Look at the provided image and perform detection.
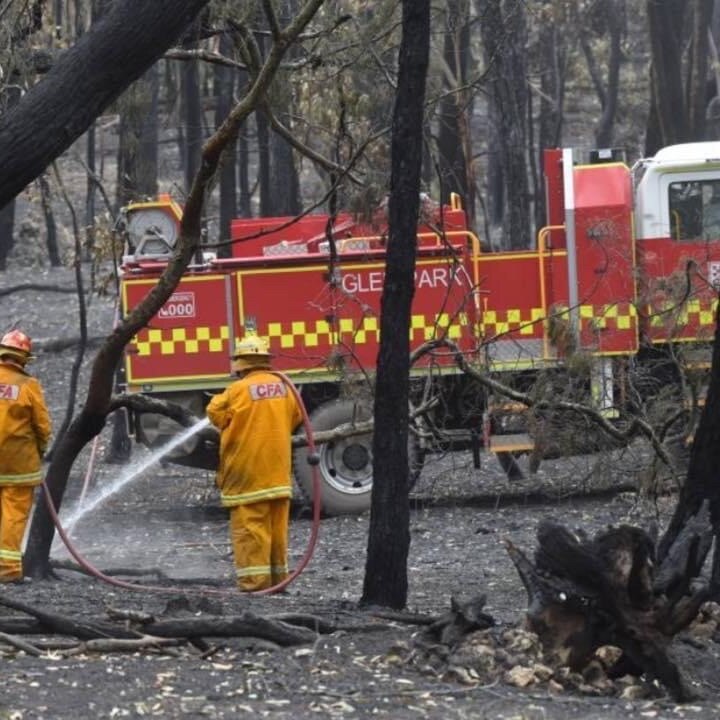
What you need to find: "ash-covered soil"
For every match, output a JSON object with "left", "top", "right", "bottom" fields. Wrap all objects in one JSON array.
[{"left": 2, "top": 264, "right": 720, "bottom": 719}]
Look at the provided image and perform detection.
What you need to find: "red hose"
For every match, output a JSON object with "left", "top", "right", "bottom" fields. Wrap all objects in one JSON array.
[{"left": 40, "top": 372, "right": 321, "bottom": 597}]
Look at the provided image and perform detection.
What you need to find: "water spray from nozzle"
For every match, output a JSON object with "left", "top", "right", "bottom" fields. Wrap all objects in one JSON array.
[{"left": 61, "top": 416, "right": 211, "bottom": 534}]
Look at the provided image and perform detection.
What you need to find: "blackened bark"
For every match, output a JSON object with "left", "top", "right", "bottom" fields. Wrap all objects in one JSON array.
[
  {"left": 238, "top": 124, "right": 252, "bottom": 218},
  {"left": 257, "top": 110, "right": 272, "bottom": 216},
  {"left": 535, "top": 0, "right": 565, "bottom": 232},
  {"left": 658, "top": 293, "right": 720, "bottom": 562},
  {"left": 269, "top": 129, "right": 300, "bottom": 216},
  {"left": 182, "top": 55, "right": 202, "bottom": 193},
  {"left": 268, "top": 0, "right": 301, "bottom": 217},
  {"left": 361, "top": 0, "right": 430, "bottom": 610},
  {"left": 39, "top": 174, "right": 61, "bottom": 267},
  {"left": 507, "top": 522, "right": 697, "bottom": 701},
  {"left": 0, "top": 87, "right": 22, "bottom": 268},
  {"left": 436, "top": 0, "right": 470, "bottom": 209},
  {"left": 687, "top": 0, "right": 714, "bottom": 140},
  {"left": 215, "top": 32, "right": 236, "bottom": 258},
  {"left": 116, "top": 65, "right": 160, "bottom": 207},
  {"left": 589, "top": 0, "right": 624, "bottom": 147},
  {"left": 0, "top": 0, "right": 210, "bottom": 209},
  {"left": 478, "top": 0, "right": 531, "bottom": 249},
  {"left": 645, "top": 0, "right": 688, "bottom": 150},
  {"left": 0, "top": 201, "right": 16, "bottom": 271}
]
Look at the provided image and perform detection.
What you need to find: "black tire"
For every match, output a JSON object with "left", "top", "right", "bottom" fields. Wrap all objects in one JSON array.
[{"left": 294, "top": 399, "right": 425, "bottom": 516}]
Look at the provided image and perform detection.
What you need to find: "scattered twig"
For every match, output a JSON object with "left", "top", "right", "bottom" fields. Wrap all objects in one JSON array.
[
  {"left": 0, "top": 631, "right": 43, "bottom": 656},
  {"left": 105, "top": 607, "right": 155, "bottom": 624},
  {"left": 0, "top": 283, "right": 78, "bottom": 296},
  {"left": 369, "top": 610, "right": 437, "bottom": 626},
  {"left": 62, "top": 635, "right": 186, "bottom": 656}
]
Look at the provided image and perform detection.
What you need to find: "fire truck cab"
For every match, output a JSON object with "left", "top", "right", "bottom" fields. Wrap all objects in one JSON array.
[{"left": 116, "top": 142, "right": 720, "bottom": 514}]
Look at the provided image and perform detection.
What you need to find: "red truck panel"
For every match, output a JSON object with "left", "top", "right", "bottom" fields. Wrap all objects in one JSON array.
[
  {"left": 572, "top": 164, "right": 638, "bottom": 354},
  {"left": 235, "top": 249, "right": 479, "bottom": 378},
  {"left": 475, "top": 249, "right": 569, "bottom": 368},
  {"left": 123, "top": 275, "right": 234, "bottom": 389},
  {"left": 637, "top": 238, "right": 720, "bottom": 343}
]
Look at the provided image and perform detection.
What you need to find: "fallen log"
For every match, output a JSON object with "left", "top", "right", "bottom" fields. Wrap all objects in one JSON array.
[
  {"left": 0, "top": 594, "right": 318, "bottom": 649},
  {"left": 0, "top": 618, "right": 44, "bottom": 634},
  {"left": 141, "top": 613, "right": 317, "bottom": 646},
  {"left": 0, "top": 594, "right": 138, "bottom": 640}
]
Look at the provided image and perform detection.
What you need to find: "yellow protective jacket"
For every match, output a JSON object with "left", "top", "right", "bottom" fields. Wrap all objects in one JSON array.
[
  {"left": 0, "top": 362, "right": 52, "bottom": 486},
  {"left": 207, "top": 370, "right": 302, "bottom": 507}
]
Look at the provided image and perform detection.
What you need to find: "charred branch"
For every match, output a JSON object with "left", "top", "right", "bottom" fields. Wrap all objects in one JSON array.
[
  {"left": 0, "top": 594, "right": 137, "bottom": 640},
  {"left": 420, "top": 595, "right": 495, "bottom": 647},
  {"left": 136, "top": 614, "right": 318, "bottom": 645}
]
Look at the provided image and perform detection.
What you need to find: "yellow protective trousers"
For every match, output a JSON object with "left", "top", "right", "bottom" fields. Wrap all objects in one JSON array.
[
  {"left": 229, "top": 498, "right": 290, "bottom": 591},
  {"left": 0, "top": 485, "right": 34, "bottom": 581}
]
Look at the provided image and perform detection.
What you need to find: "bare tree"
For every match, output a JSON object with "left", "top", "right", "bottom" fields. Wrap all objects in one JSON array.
[
  {"left": 116, "top": 66, "right": 160, "bottom": 207},
  {"left": 645, "top": 0, "right": 714, "bottom": 153},
  {"left": 579, "top": 0, "right": 625, "bottom": 147},
  {"left": 181, "top": 25, "right": 203, "bottom": 194},
  {"left": 477, "top": 0, "right": 531, "bottom": 249},
  {"left": 361, "top": 0, "right": 431, "bottom": 610},
  {"left": 435, "top": 0, "right": 472, "bottom": 214},
  {"left": 214, "top": 31, "right": 237, "bottom": 256},
  {"left": 533, "top": 0, "right": 567, "bottom": 232}
]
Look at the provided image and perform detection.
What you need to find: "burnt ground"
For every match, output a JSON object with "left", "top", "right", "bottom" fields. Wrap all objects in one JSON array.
[{"left": 3, "top": 265, "right": 720, "bottom": 719}]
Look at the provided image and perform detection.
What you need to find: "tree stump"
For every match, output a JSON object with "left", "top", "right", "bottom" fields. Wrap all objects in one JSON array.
[{"left": 506, "top": 517, "right": 714, "bottom": 701}]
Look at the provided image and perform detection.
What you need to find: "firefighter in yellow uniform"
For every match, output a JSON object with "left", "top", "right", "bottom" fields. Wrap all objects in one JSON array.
[
  {"left": 0, "top": 330, "right": 51, "bottom": 582},
  {"left": 207, "top": 332, "right": 302, "bottom": 591}
]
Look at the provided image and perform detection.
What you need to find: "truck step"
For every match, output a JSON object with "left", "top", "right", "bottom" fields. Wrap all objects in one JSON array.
[{"left": 488, "top": 433, "right": 535, "bottom": 453}]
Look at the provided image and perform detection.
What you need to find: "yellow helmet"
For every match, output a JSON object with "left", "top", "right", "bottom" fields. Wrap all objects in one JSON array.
[{"left": 231, "top": 332, "right": 272, "bottom": 373}]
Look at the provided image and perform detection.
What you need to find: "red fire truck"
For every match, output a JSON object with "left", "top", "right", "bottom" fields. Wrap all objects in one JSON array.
[{"left": 117, "top": 142, "right": 720, "bottom": 513}]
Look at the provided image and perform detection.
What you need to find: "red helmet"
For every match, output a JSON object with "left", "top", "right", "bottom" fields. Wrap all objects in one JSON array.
[{"left": 0, "top": 330, "right": 33, "bottom": 364}]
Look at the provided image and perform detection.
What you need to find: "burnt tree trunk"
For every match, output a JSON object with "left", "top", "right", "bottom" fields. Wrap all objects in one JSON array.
[
  {"left": 215, "top": 31, "right": 236, "bottom": 258},
  {"left": 0, "top": 86, "right": 22, "bottom": 268},
  {"left": 659, "top": 292, "right": 720, "bottom": 563},
  {"left": 116, "top": 65, "right": 159, "bottom": 207},
  {"left": 478, "top": 0, "right": 531, "bottom": 249},
  {"left": 645, "top": 0, "right": 688, "bottom": 152},
  {"left": 535, "top": 0, "right": 566, "bottom": 233},
  {"left": 0, "top": 201, "right": 16, "bottom": 271},
  {"left": 436, "top": 0, "right": 470, "bottom": 209},
  {"left": 508, "top": 294, "right": 720, "bottom": 701},
  {"left": 181, "top": 52, "right": 202, "bottom": 194},
  {"left": 39, "top": 173, "right": 61, "bottom": 267},
  {"left": 256, "top": 109, "right": 271, "bottom": 216},
  {"left": 0, "top": 0, "right": 211, "bottom": 209},
  {"left": 361, "top": 0, "right": 430, "bottom": 610}
]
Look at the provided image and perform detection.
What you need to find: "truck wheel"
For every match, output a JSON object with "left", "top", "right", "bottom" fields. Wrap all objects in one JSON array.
[{"left": 294, "top": 399, "right": 425, "bottom": 516}]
